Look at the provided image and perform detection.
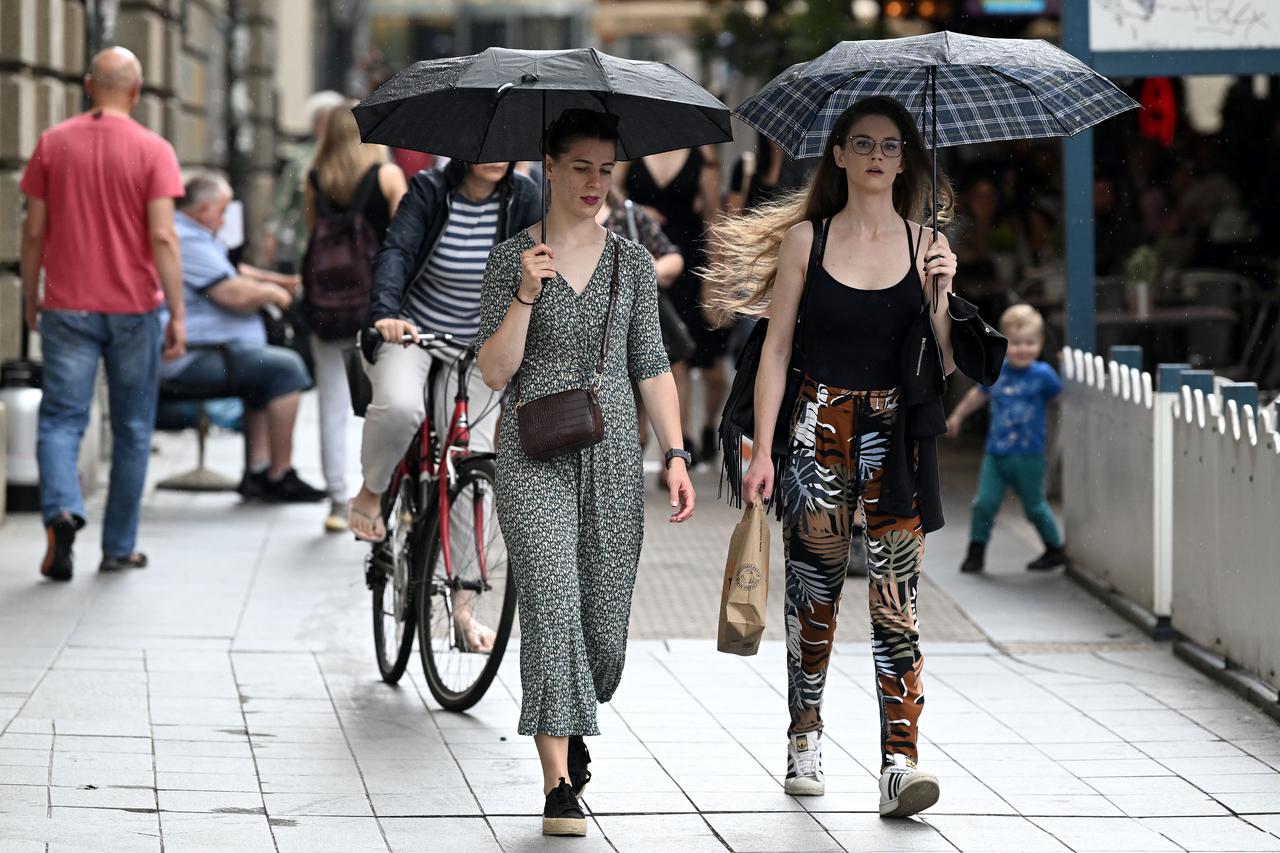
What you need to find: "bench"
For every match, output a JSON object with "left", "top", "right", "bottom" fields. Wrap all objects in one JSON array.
[{"left": 155, "top": 345, "right": 245, "bottom": 492}]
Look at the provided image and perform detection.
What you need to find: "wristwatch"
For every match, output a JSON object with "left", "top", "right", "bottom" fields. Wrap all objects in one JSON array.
[{"left": 664, "top": 448, "right": 693, "bottom": 469}]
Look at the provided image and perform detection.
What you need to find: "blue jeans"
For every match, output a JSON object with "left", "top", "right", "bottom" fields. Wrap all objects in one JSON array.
[
  {"left": 162, "top": 341, "right": 310, "bottom": 411},
  {"left": 38, "top": 309, "right": 162, "bottom": 558}
]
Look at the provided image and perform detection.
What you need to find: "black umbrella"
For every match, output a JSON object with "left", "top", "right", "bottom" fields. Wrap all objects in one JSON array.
[{"left": 353, "top": 47, "right": 732, "bottom": 163}]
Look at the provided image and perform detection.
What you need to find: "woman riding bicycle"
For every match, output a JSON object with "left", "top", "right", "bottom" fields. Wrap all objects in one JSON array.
[
  {"left": 347, "top": 159, "right": 540, "bottom": 566},
  {"left": 476, "top": 110, "right": 695, "bottom": 838}
]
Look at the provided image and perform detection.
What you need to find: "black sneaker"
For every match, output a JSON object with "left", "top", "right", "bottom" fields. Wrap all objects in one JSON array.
[
  {"left": 237, "top": 469, "right": 271, "bottom": 502},
  {"left": 1027, "top": 546, "right": 1068, "bottom": 571},
  {"left": 683, "top": 434, "right": 701, "bottom": 468},
  {"left": 40, "top": 514, "right": 78, "bottom": 581},
  {"left": 568, "top": 735, "right": 592, "bottom": 797},
  {"left": 100, "top": 552, "right": 148, "bottom": 572},
  {"left": 960, "top": 541, "right": 986, "bottom": 573},
  {"left": 701, "top": 425, "right": 718, "bottom": 462},
  {"left": 542, "top": 777, "right": 587, "bottom": 837},
  {"left": 846, "top": 525, "right": 867, "bottom": 577},
  {"left": 264, "top": 469, "right": 327, "bottom": 503}
]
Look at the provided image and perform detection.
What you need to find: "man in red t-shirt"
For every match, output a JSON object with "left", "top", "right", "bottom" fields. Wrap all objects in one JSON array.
[{"left": 20, "top": 46, "right": 186, "bottom": 582}]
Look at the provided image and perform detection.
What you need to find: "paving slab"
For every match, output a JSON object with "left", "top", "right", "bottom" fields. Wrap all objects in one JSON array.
[{"left": 0, "top": 397, "right": 1278, "bottom": 851}]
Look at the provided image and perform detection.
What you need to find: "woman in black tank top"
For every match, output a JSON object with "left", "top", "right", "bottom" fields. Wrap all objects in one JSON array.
[{"left": 704, "top": 97, "right": 958, "bottom": 818}]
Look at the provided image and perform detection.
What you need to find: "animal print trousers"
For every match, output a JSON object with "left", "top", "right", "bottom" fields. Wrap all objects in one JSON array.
[{"left": 782, "top": 378, "right": 926, "bottom": 770}]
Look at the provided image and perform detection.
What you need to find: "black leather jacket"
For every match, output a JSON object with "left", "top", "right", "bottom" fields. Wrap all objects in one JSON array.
[
  {"left": 880, "top": 295, "right": 950, "bottom": 533},
  {"left": 365, "top": 161, "right": 541, "bottom": 344}
]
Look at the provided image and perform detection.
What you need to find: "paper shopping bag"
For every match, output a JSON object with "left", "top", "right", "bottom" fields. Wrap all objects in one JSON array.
[{"left": 717, "top": 499, "right": 769, "bottom": 656}]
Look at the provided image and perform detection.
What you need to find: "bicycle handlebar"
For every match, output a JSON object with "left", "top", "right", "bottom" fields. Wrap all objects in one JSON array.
[{"left": 367, "top": 328, "right": 473, "bottom": 352}]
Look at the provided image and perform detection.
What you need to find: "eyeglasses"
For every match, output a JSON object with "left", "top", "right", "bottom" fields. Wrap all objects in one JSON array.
[{"left": 846, "top": 135, "right": 904, "bottom": 158}]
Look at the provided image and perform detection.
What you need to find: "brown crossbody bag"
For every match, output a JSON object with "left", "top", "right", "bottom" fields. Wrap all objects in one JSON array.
[{"left": 515, "top": 237, "right": 620, "bottom": 460}]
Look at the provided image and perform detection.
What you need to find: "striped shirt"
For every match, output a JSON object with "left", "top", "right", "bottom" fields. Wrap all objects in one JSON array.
[{"left": 402, "top": 193, "right": 500, "bottom": 341}]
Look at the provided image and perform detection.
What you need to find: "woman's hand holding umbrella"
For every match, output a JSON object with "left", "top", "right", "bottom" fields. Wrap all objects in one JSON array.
[
  {"left": 922, "top": 231, "right": 958, "bottom": 301},
  {"left": 518, "top": 244, "right": 556, "bottom": 304}
]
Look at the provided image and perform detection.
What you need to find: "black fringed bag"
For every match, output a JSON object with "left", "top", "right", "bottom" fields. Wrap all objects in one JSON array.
[{"left": 718, "top": 218, "right": 826, "bottom": 514}]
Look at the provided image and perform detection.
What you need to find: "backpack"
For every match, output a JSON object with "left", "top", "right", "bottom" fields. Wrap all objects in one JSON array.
[{"left": 302, "top": 167, "right": 380, "bottom": 340}]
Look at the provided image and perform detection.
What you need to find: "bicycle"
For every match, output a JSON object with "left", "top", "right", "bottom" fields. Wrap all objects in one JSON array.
[{"left": 362, "top": 331, "right": 516, "bottom": 711}]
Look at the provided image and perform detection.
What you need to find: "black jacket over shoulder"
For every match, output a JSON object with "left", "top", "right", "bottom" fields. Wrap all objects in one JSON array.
[
  {"left": 366, "top": 161, "right": 541, "bottom": 335},
  {"left": 884, "top": 296, "right": 949, "bottom": 534}
]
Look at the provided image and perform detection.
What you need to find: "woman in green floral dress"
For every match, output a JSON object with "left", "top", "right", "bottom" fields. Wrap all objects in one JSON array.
[{"left": 476, "top": 110, "right": 696, "bottom": 837}]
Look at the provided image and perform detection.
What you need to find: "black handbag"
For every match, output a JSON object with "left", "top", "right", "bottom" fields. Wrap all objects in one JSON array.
[
  {"left": 657, "top": 290, "right": 696, "bottom": 364},
  {"left": 947, "top": 292, "right": 1008, "bottom": 386},
  {"left": 718, "top": 218, "right": 825, "bottom": 507},
  {"left": 344, "top": 343, "right": 373, "bottom": 417}
]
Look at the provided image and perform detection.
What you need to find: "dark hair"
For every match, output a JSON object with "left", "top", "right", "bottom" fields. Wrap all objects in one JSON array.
[
  {"left": 544, "top": 110, "right": 620, "bottom": 159},
  {"left": 803, "top": 95, "right": 952, "bottom": 226}
]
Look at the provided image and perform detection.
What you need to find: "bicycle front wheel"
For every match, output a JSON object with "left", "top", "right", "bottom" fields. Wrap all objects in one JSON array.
[
  {"left": 417, "top": 458, "right": 516, "bottom": 711},
  {"left": 371, "top": 476, "right": 418, "bottom": 684}
]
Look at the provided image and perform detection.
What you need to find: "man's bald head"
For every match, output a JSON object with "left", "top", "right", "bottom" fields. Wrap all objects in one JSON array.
[{"left": 85, "top": 47, "right": 143, "bottom": 108}]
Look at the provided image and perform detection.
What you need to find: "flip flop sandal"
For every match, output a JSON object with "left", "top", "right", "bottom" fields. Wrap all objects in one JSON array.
[{"left": 347, "top": 501, "right": 387, "bottom": 543}]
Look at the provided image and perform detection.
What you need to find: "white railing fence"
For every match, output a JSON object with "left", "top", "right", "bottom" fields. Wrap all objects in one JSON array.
[{"left": 1062, "top": 346, "right": 1280, "bottom": 689}]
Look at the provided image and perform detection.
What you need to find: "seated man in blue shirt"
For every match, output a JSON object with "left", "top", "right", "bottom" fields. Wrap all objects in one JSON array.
[{"left": 160, "top": 173, "right": 325, "bottom": 503}]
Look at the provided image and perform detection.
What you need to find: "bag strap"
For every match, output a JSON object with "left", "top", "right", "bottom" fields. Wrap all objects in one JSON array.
[
  {"left": 593, "top": 234, "right": 621, "bottom": 387},
  {"left": 793, "top": 218, "right": 827, "bottom": 350},
  {"left": 348, "top": 165, "right": 382, "bottom": 220}
]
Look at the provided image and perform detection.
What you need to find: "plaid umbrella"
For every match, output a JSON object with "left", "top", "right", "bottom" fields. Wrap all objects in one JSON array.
[{"left": 735, "top": 31, "right": 1139, "bottom": 239}]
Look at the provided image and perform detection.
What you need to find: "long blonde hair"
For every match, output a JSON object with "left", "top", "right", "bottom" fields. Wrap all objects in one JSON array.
[
  {"left": 312, "top": 101, "right": 386, "bottom": 206},
  {"left": 703, "top": 96, "right": 954, "bottom": 323}
]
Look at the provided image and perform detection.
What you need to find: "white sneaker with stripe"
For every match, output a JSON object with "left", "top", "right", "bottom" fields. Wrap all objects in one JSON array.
[
  {"left": 783, "top": 732, "right": 825, "bottom": 796},
  {"left": 878, "top": 754, "right": 940, "bottom": 817}
]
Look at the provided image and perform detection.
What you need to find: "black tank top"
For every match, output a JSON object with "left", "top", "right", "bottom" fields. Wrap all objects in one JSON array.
[{"left": 802, "top": 217, "right": 923, "bottom": 391}]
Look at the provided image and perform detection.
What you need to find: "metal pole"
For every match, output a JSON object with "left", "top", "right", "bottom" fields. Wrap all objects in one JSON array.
[
  {"left": 930, "top": 66, "right": 939, "bottom": 310},
  {"left": 541, "top": 89, "right": 547, "bottom": 246},
  {"left": 1061, "top": 2, "right": 1097, "bottom": 352}
]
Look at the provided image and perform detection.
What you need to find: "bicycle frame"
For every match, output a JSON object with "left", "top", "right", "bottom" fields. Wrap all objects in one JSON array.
[{"left": 382, "top": 334, "right": 494, "bottom": 593}]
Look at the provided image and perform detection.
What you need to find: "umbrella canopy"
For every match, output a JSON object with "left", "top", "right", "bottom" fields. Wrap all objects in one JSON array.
[
  {"left": 353, "top": 47, "right": 733, "bottom": 162},
  {"left": 736, "top": 31, "right": 1138, "bottom": 160}
]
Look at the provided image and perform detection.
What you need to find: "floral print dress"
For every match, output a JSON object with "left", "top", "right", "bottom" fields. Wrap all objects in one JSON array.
[{"left": 476, "top": 229, "right": 670, "bottom": 737}]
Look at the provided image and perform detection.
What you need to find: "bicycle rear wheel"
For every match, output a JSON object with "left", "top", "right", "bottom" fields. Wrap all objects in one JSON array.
[
  {"left": 370, "top": 475, "right": 419, "bottom": 684},
  {"left": 417, "top": 458, "right": 516, "bottom": 711}
]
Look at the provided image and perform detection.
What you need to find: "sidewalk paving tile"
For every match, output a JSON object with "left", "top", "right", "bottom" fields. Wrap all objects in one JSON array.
[
  {"left": 815, "top": 813, "right": 959, "bottom": 850},
  {"left": 1029, "top": 817, "right": 1182, "bottom": 852},
  {"left": 703, "top": 811, "right": 843, "bottom": 852},
  {"left": 594, "top": 813, "right": 726, "bottom": 853},
  {"left": 926, "top": 815, "right": 1072, "bottom": 851},
  {"left": 380, "top": 816, "right": 502, "bottom": 853},
  {"left": 271, "top": 815, "right": 388, "bottom": 853},
  {"left": 1141, "top": 816, "right": 1280, "bottom": 851},
  {"left": 3, "top": 407, "right": 1280, "bottom": 851}
]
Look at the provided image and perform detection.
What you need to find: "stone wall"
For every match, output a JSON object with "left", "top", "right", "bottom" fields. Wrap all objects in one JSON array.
[
  {"left": 0, "top": 0, "right": 281, "bottom": 516},
  {"left": 0, "top": 0, "right": 281, "bottom": 364}
]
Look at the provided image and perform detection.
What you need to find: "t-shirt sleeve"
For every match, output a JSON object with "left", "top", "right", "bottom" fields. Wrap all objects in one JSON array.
[
  {"left": 476, "top": 241, "right": 520, "bottom": 350},
  {"left": 147, "top": 140, "right": 185, "bottom": 200},
  {"left": 1039, "top": 361, "right": 1063, "bottom": 399},
  {"left": 19, "top": 135, "right": 47, "bottom": 198},
  {"left": 181, "top": 235, "right": 238, "bottom": 293}
]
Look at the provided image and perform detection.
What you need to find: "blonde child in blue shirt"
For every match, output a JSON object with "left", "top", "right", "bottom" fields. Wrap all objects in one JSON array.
[{"left": 946, "top": 304, "right": 1065, "bottom": 573}]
